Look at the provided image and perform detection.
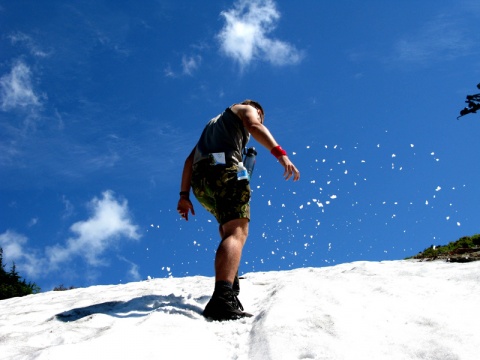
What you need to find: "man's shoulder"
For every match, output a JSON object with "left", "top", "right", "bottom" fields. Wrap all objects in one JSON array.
[{"left": 225, "top": 105, "right": 243, "bottom": 122}]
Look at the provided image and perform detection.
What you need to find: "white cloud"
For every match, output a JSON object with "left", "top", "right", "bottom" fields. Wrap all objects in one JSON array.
[
  {"left": 217, "top": 0, "right": 303, "bottom": 68},
  {"left": 392, "top": 14, "right": 474, "bottom": 64},
  {"left": 0, "top": 60, "right": 42, "bottom": 111},
  {"left": 28, "top": 218, "right": 39, "bottom": 227},
  {"left": 182, "top": 55, "right": 202, "bottom": 75},
  {"left": 118, "top": 256, "right": 142, "bottom": 281},
  {"left": 61, "top": 195, "right": 75, "bottom": 219},
  {"left": 8, "top": 32, "right": 50, "bottom": 58},
  {"left": 0, "top": 230, "right": 44, "bottom": 278},
  {"left": 47, "top": 190, "right": 141, "bottom": 267}
]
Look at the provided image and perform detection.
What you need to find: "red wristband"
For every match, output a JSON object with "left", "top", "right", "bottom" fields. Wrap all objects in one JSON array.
[{"left": 271, "top": 145, "right": 287, "bottom": 158}]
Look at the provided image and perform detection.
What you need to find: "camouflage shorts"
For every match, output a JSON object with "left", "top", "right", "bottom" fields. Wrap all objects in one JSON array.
[{"left": 191, "top": 160, "right": 251, "bottom": 225}]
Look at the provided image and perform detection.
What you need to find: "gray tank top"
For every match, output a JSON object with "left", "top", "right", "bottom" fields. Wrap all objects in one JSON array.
[{"left": 193, "top": 107, "right": 249, "bottom": 166}]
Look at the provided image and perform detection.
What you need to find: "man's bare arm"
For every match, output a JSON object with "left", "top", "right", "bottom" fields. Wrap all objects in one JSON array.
[
  {"left": 177, "top": 147, "right": 196, "bottom": 220},
  {"left": 231, "top": 104, "right": 300, "bottom": 181}
]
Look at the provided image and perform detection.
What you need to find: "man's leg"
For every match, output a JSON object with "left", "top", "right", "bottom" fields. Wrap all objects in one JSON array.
[
  {"left": 218, "top": 223, "right": 241, "bottom": 295},
  {"left": 202, "top": 218, "right": 250, "bottom": 320},
  {"left": 215, "top": 218, "right": 249, "bottom": 284}
]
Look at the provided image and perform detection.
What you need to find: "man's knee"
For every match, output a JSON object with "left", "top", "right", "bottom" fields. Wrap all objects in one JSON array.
[{"left": 221, "top": 218, "right": 249, "bottom": 242}]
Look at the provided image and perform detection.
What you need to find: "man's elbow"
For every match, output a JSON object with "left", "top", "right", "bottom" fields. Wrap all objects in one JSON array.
[{"left": 246, "top": 123, "right": 263, "bottom": 135}]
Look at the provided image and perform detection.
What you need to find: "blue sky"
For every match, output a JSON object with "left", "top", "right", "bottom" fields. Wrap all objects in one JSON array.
[{"left": 1, "top": 0, "right": 479, "bottom": 291}]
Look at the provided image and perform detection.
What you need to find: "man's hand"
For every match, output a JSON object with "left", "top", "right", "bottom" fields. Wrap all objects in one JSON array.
[
  {"left": 177, "top": 197, "right": 195, "bottom": 221},
  {"left": 278, "top": 155, "right": 300, "bottom": 181}
]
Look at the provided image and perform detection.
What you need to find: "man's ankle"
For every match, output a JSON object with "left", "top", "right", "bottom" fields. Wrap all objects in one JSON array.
[{"left": 214, "top": 280, "right": 233, "bottom": 294}]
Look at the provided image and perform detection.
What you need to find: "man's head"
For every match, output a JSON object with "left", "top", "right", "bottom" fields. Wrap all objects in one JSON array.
[{"left": 241, "top": 99, "right": 264, "bottom": 123}]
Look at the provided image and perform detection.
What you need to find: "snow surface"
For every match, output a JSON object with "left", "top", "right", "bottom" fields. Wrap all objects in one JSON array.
[{"left": 1, "top": 260, "right": 479, "bottom": 360}]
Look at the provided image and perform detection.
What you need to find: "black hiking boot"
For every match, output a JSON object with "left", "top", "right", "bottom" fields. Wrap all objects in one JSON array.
[
  {"left": 202, "top": 287, "right": 252, "bottom": 321},
  {"left": 233, "top": 272, "right": 240, "bottom": 296}
]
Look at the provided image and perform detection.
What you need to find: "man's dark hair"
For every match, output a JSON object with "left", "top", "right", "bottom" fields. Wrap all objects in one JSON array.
[{"left": 241, "top": 99, "right": 264, "bottom": 122}]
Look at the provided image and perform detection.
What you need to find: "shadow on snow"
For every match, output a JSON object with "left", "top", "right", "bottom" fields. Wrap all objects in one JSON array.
[{"left": 54, "top": 294, "right": 209, "bottom": 322}]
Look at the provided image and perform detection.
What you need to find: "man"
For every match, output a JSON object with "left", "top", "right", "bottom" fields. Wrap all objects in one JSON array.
[{"left": 177, "top": 100, "right": 300, "bottom": 321}]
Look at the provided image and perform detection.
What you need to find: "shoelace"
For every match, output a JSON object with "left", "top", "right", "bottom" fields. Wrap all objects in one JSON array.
[{"left": 233, "top": 294, "right": 244, "bottom": 311}]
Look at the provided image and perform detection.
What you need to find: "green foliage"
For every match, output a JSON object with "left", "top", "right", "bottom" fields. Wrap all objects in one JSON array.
[
  {"left": 0, "top": 248, "right": 41, "bottom": 300},
  {"left": 407, "top": 234, "right": 480, "bottom": 260},
  {"left": 53, "top": 284, "right": 76, "bottom": 291}
]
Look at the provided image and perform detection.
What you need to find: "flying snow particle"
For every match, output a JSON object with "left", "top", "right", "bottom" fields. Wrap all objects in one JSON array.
[
  {"left": 457, "top": 222, "right": 461, "bottom": 226},
  {"left": 435, "top": 186, "right": 441, "bottom": 191},
  {"left": 330, "top": 195, "right": 337, "bottom": 199},
  {"left": 392, "top": 154, "right": 396, "bottom": 158},
  {"left": 268, "top": 200, "right": 272, "bottom": 206}
]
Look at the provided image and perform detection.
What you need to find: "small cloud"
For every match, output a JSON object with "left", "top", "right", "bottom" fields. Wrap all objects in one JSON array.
[
  {"left": 61, "top": 195, "right": 75, "bottom": 219},
  {"left": 28, "top": 218, "right": 39, "bottom": 227},
  {"left": 8, "top": 32, "right": 51, "bottom": 58},
  {"left": 392, "top": 14, "right": 473, "bottom": 65},
  {"left": 118, "top": 256, "right": 142, "bottom": 281},
  {"left": 164, "top": 65, "right": 176, "bottom": 78},
  {"left": 0, "top": 230, "right": 45, "bottom": 278},
  {"left": 46, "top": 190, "right": 141, "bottom": 268},
  {"left": 0, "top": 60, "right": 42, "bottom": 112},
  {"left": 217, "top": 0, "right": 303, "bottom": 68},
  {"left": 182, "top": 55, "right": 202, "bottom": 75}
]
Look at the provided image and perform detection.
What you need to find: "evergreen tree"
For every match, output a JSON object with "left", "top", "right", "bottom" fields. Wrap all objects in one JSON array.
[{"left": 0, "top": 248, "right": 40, "bottom": 300}]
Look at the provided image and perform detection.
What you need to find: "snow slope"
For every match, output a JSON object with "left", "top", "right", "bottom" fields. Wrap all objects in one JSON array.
[{"left": 1, "top": 260, "right": 479, "bottom": 360}]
